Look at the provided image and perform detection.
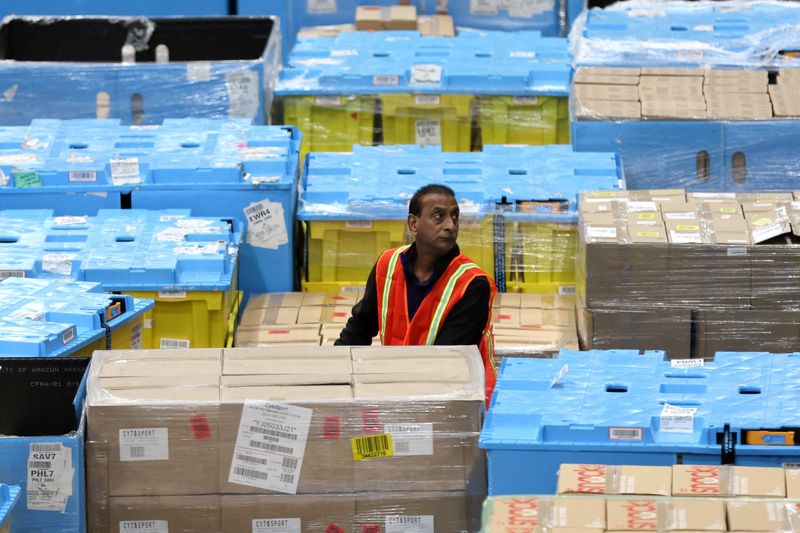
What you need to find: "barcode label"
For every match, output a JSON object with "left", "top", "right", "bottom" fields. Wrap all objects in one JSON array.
[
  {"left": 415, "top": 94, "right": 440, "bottom": 105},
  {"left": 158, "top": 291, "right": 187, "bottom": 299},
  {"left": 671, "top": 359, "right": 705, "bottom": 368},
  {"left": 510, "top": 51, "right": 537, "bottom": 58},
  {"left": 32, "top": 443, "right": 62, "bottom": 452},
  {"left": 29, "top": 461, "right": 52, "bottom": 468},
  {"left": 235, "top": 467, "right": 269, "bottom": 480},
  {"left": 411, "top": 64, "right": 442, "bottom": 84},
  {"left": 385, "top": 423, "right": 433, "bottom": 456},
  {"left": 119, "top": 428, "right": 169, "bottom": 462},
  {"left": 160, "top": 338, "right": 190, "bottom": 349},
  {"left": 660, "top": 404, "right": 696, "bottom": 433},
  {"left": 314, "top": 95, "right": 341, "bottom": 105},
  {"left": 609, "top": 427, "right": 643, "bottom": 440},
  {"left": 250, "top": 425, "right": 299, "bottom": 441},
  {"left": 352, "top": 434, "right": 394, "bottom": 461},
  {"left": 69, "top": 170, "right": 97, "bottom": 182},
  {"left": 0, "top": 270, "right": 25, "bottom": 279},
  {"left": 558, "top": 286, "right": 576, "bottom": 296},
  {"left": 130, "top": 322, "right": 143, "bottom": 350},
  {"left": 252, "top": 518, "right": 301, "bottom": 533},
  {"left": 395, "top": 442, "right": 410, "bottom": 453},
  {"left": 110, "top": 157, "right": 141, "bottom": 183},
  {"left": 386, "top": 515, "right": 434, "bottom": 533},
  {"left": 62, "top": 327, "right": 75, "bottom": 344},
  {"left": 230, "top": 401, "right": 312, "bottom": 494},
  {"left": 249, "top": 440, "right": 294, "bottom": 455},
  {"left": 119, "top": 520, "right": 168, "bottom": 533},
  {"left": 345, "top": 220, "right": 373, "bottom": 229},
  {"left": 237, "top": 454, "right": 268, "bottom": 465},
  {"left": 783, "top": 463, "right": 800, "bottom": 469},
  {"left": 512, "top": 95, "right": 539, "bottom": 105},
  {"left": 373, "top": 74, "right": 399, "bottom": 86}
]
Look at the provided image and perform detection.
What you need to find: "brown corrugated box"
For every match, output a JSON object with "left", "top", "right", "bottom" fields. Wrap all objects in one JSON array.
[
  {"left": 222, "top": 494, "right": 352, "bottom": 533},
  {"left": 483, "top": 496, "right": 606, "bottom": 532},
  {"left": 787, "top": 468, "right": 800, "bottom": 499},
  {"left": 641, "top": 100, "right": 707, "bottom": 120},
  {"left": 108, "top": 495, "right": 221, "bottom": 532},
  {"left": 297, "top": 304, "right": 351, "bottom": 324},
  {"left": 726, "top": 500, "right": 800, "bottom": 532},
  {"left": 672, "top": 465, "right": 786, "bottom": 497},
  {"left": 573, "top": 98, "right": 641, "bottom": 120},
  {"left": 641, "top": 67, "right": 703, "bottom": 76},
  {"left": 417, "top": 14, "right": 455, "bottom": 37},
  {"left": 575, "top": 83, "right": 640, "bottom": 102},
  {"left": 573, "top": 68, "right": 641, "bottom": 85},
  {"left": 246, "top": 292, "right": 304, "bottom": 309},
  {"left": 606, "top": 498, "right": 725, "bottom": 531},
  {"left": 234, "top": 325, "right": 322, "bottom": 347},
  {"left": 356, "top": 5, "right": 417, "bottom": 31},
  {"left": 238, "top": 305, "right": 299, "bottom": 328},
  {"left": 558, "top": 464, "right": 672, "bottom": 496}
]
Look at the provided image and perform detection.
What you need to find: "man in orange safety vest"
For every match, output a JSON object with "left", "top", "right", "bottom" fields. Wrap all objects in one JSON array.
[{"left": 336, "top": 183, "right": 498, "bottom": 403}]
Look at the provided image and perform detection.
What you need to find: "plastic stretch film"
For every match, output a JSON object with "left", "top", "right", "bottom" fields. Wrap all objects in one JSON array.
[
  {"left": 85, "top": 345, "right": 485, "bottom": 533},
  {"left": 299, "top": 144, "right": 624, "bottom": 296},
  {"left": 570, "top": 0, "right": 800, "bottom": 69},
  {"left": 570, "top": 65, "right": 800, "bottom": 192},
  {"left": 276, "top": 30, "right": 572, "bottom": 162},
  {"left": 0, "top": 16, "right": 280, "bottom": 125},
  {"left": 576, "top": 189, "right": 800, "bottom": 358}
]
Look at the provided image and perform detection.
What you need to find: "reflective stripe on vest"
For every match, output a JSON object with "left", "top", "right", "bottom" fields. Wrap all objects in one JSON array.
[
  {"left": 379, "top": 244, "right": 410, "bottom": 343},
  {"left": 424, "top": 262, "right": 480, "bottom": 345}
]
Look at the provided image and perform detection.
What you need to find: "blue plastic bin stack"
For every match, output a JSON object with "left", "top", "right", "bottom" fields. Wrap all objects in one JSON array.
[
  {"left": 481, "top": 349, "right": 800, "bottom": 495},
  {"left": 0, "top": 484, "right": 19, "bottom": 533},
  {"left": 0, "top": 119, "right": 301, "bottom": 295},
  {"left": 300, "top": 143, "right": 623, "bottom": 293},
  {"left": 0, "top": 278, "right": 153, "bottom": 357},
  {"left": 0, "top": 15, "right": 280, "bottom": 125},
  {"left": 0, "top": 209, "right": 240, "bottom": 349}
]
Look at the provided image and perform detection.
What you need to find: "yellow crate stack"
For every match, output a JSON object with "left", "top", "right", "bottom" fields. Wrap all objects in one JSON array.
[
  {"left": 379, "top": 94, "right": 473, "bottom": 151},
  {"left": 477, "top": 95, "right": 569, "bottom": 146},
  {"left": 505, "top": 220, "right": 578, "bottom": 295}
]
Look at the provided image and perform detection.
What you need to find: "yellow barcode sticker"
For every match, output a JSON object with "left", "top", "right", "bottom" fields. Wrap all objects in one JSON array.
[
  {"left": 752, "top": 217, "right": 773, "bottom": 226},
  {"left": 592, "top": 191, "right": 616, "bottom": 197},
  {"left": 638, "top": 213, "right": 656, "bottom": 219},
  {"left": 351, "top": 433, "right": 394, "bottom": 461},
  {"left": 719, "top": 207, "right": 737, "bottom": 214},
  {"left": 676, "top": 225, "right": 700, "bottom": 231},
  {"left": 637, "top": 231, "right": 661, "bottom": 237}
]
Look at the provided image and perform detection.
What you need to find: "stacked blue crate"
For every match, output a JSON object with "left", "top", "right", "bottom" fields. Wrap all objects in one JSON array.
[
  {"left": 0, "top": 119, "right": 301, "bottom": 294},
  {"left": 481, "top": 349, "right": 800, "bottom": 495},
  {"left": 0, "top": 484, "right": 19, "bottom": 532},
  {"left": 0, "top": 16, "right": 279, "bottom": 125}
]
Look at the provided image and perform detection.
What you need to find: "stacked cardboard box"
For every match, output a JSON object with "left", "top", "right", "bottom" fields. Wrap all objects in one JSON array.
[
  {"left": 355, "top": 5, "right": 419, "bottom": 31},
  {"left": 484, "top": 463, "right": 800, "bottom": 532},
  {"left": 299, "top": 13, "right": 455, "bottom": 38},
  {"left": 492, "top": 293, "right": 579, "bottom": 358},
  {"left": 577, "top": 190, "right": 800, "bottom": 357},
  {"left": 86, "top": 346, "right": 485, "bottom": 532},
  {"left": 573, "top": 67, "right": 792, "bottom": 120}
]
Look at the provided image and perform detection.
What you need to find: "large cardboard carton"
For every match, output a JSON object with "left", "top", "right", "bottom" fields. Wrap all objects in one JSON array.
[
  {"left": 482, "top": 496, "right": 606, "bottom": 532},
  {"left": 787, "top": 468, "right": 800, "bottom": 499},
  {"left": 693, "top": 310, "right": 800, "bottom": 357},
  {"left": 606, "top": 498, "right": 725, "bottom": 531},
  {"left": 672, "top": 465, "right": 786, "bottom": 497},
  {"left": 108, "top": 495, "right": 220, "bottom": 533},
  {"left": 558, "top": 464, "right": 671, "bottom": 496},
  {"left": 726, "top": 500, "right": 800, "bottom": 532},
  {"left": 234, "top": 325, "right": 322, "bottom": 347},
  {"left": 221, "top": 494, "right": 354, "bottom": 532}
]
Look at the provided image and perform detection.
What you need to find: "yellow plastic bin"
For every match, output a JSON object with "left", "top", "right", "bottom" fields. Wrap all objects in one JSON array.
[
  {"left": 304, "top": 219, "right": 408, "bottom": 286},
  {"left": 477, "top": 95, "right": 567, "bottom": 146},
  {"left": 556, "top": 97, "right": 570, "bottom": 144},
  {"left": 225, "top": 291, "right": 243, "bottom": 348},
  {"left": 279, "top": 94, "right": 376, "bottom": 162},
  {"left": 458, "top": 214, "right": 495, "bottom": 280},
  {"left": 379, "top": 94, "right": 473, "bottom": 151},
  {"left": 505, "top": 219, "right": 578, "bottom": 295}
]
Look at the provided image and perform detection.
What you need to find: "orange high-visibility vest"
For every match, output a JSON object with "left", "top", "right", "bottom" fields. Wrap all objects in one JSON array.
[{"left": 374, "top": 245, "right": 498, "bottom": 403}]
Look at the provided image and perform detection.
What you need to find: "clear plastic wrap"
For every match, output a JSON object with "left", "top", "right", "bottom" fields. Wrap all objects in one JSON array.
[
  {"left": 0, "top": 16, "right": 279, "bottom": 125},
  {"left": 85, "top": 346, "right": 485, "bottom": 533},
  {"left": 482, "top": 494, "right": 800, "bottom": 532},
  {"left": 275, "top": 30, "right": 572, "bottom": 162},
  {"left": 299, "top": 144, "right": 623, "bottom": 295},
  {"left": 577, "top": 189, "right": 800, "bottom": 358},
  {"left": 571, "top": 65, "right": 800, "bottom": 191},
  {"left": 570, "top": 0, "right": 800, "bottom": 69}
]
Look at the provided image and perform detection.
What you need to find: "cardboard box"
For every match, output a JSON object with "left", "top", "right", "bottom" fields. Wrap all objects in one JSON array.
[
  {"left": 234, "top": 325, "right": 322, "bottom": 347},
  {"left": 558, "top": 464, "right": 671, "bottom": 496},
  {"left": 694, "top": 309, "right": 800, "bottom": 357},
  {"left": 355, "top": 491, "right": 478, "bottom": 533},
  {"left": 246, "top": 292, "right": 304, "bottom": 309},
  {"left": 238, "top": 305, "right": 299, "bottom": 328},
  {"left": 222, "top": 494, "right": 354, "bottom": 532},
  {"left": 418, "top": 14, "right": 455, "bottom": 37},
  {"left": 297, "top": 305, "right": 351, "bottom": 324},
  {"left": 641, "top": 67, "right": 703, "bottom": 76},
  {"left": 573, "top": 98, "right": 641, "bottom": 120},
  {"left": 108, "top": 495, "right": 221, "bottom": 533},
  {"left": 573, "top": 68, "right": 641, "bottom": 85},
  {"left": 575, "top": 84, "right": 640, "bottom": 102},
  {"left": 787, "top": 468, "right": 800, "bottom": 499},
  {"left": 482, "top": 496, "right": 606, "bottom": 532},
  {"left": 667, "top": 244, "right": 750, "bottom": 308},
  {"left": 606, "top": 498, "right": 725, "bottom": 531},
  {"left": 726, "top": 500, "right": 800, "bottom": 532},
  {"left": 672, "top": 465, "right": 786, "bottom": 497},
  {"left": 356, "top": 5, "right": 418, "bottom": 31},
  {"left": 297, "top": 23, "right": 355, "bottom": 39}
]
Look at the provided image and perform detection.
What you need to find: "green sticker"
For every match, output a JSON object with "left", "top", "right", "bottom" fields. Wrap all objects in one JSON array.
[{"left": 13, "top": 170, "right": 41, "bottom": 188}]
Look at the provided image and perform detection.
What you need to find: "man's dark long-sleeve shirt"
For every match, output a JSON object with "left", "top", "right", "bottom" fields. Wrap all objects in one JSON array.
[{"left": 335, "top": 244, "right": 490, "bottom": 346}]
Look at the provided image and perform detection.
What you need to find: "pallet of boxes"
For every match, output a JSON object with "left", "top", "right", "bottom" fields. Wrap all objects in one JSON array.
[{"left": 85, "top": 345, "right": 485, "bottom": 532}]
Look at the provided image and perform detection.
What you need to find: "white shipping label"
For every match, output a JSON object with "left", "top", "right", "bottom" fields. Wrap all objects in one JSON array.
[
  {"left": 587, "top": 226, "right": 617, "bottom": 239},
  {"left": 176, "top": 218, "right": 214, "bottom": 228},
  {"left": 158, "top": 291, "right": 187, "bottom": 299},
  {"left": 609, "top": 427, "right": 643, "bottom": 441},
  {"left": 411, "top": 64, "right": 442, "bottom": 84},
  {"left": 252, "top": 518, "right": 301, "bottom": 533},
  {"left": 664, "top": 212, "right": 698, "bottom": 220},
  {"left": 110, "top": 157, "right": 140, "bottom": 179},
  {"left": 68, "top": 170, "right": 98, "bottom": 183},
  {"left": 508, "top": 0, "right": 553, "bottom": 17},
  {"left": 307, "top": 0, "right": 337, "bottom": 13},
  {"left": 510, "top": 51, "right": 537, "bottom": 58},
  {"left": 692, "top": 192, "right": 736, "bottom": 199},
  {"left": 187, "top": 62, "right": 212, "bottom": 83},
  {"left": 156, "top": 228, "right": 189, "bottom": 242},
  {"left": 54, "top": 216, "right": 87, "bottom": 226},
  {"left": 558, "top": 285, "right": 576, "bottom": 296},
  {"left": 119, "top": 520, "right": 169, "bottom": 533},
  {"left": 373, "top": 74, "right": 400, "bottom": 86},
  {"left": 346, "top": 220, "right": 373, "bottom": 229},
  {"left": 160, "top": 338, "right": 190, "bottom": 349},
  {"left": 386, "top": 515, "right": 435, "bottom": 533},
  {"left": 130, "top": 322, "right": 143, "bottom": 350},
  {"left": 415, "top": 94, "right": 440, "bottom": 105},
  {"left": 550, "top": 363, "right": 569, "bottom": 388},
  {"left": 471, "top": 0, "right": 498, "bottom": 14},
  {"left": 752, "top": 222, "right": 786, "bottom": 243},
  {"left": 415, "top": 119, "right": 442, "bottom": 146},
  {"left": 27, "top": 442, "right": 74, "bottom": 512},
  {"left": 226, "top": 68, "right": 260, "bottom": 119},
  {"left": 660, "top": 404, "right": 697, "bottom": 433},
  {"left": 42, "top": 253, "right": 76, "bottom": 276},
  {"left": 627, "top": 201, "right": 658, "bottom": 212},
  {"left": 671, "top": 359, "right": 705, "bottom": 368},
  {"left": 245, "top": 200, "right": 289, "bottom": 250},
  {"left": 512, "top": 96, "right": 539, "bottom": 105},
  {"left": 670, "top": 231, "right": 702, "bottom": 244},
  {"left": 385, "top": 423, "right": 434, "bottom": 456},
  {"left": 119, "top": 428, "right": 169, "bottom": 461},
  {"left": 229, "top": 401, "right": 312, "bottom": 495},
  {"left": 314, "top": 95, "right": 342, "bottom": 106},
  {"left": 8, "top": 309, "right": 44, "bottom": 321}
]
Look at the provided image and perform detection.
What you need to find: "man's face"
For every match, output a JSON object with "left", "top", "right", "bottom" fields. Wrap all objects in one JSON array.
[{"left": 408, "top": 193, "right": 460, "bottom": 256}]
